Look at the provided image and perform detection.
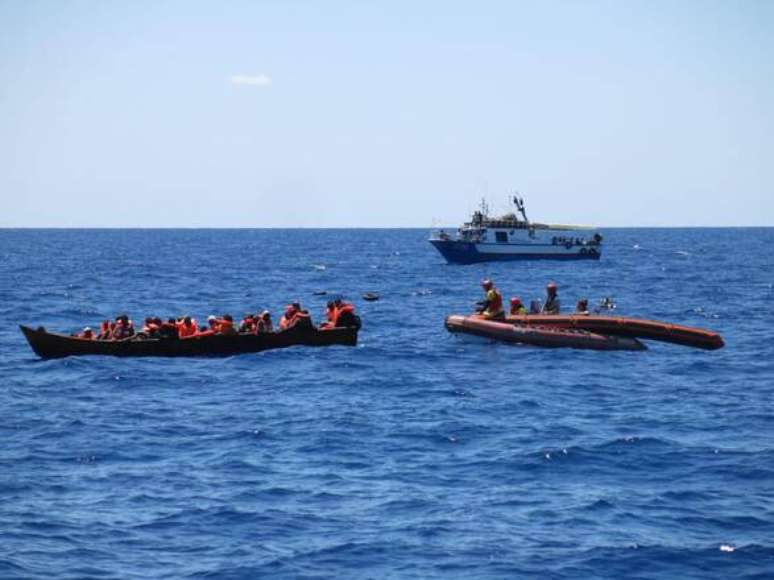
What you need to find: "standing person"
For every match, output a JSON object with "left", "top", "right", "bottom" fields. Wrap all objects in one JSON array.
[
  {"left": 542, "top": 282, "right": 561, "bottom": 314},
  {"left": 479, "top": 279, "right": 505, "bottom": 320}
]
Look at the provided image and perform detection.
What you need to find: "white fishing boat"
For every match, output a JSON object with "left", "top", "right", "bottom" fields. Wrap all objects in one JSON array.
[{"left": 429, "top": 196, "right": 602, "bottom": 264}]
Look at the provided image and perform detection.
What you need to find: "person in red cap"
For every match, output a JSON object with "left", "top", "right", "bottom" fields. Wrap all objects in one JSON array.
[
  {"left": 542, "top": 282, "right": 561, "bottom": 314},
  {"left": 479, "top": 279, "right": 504, "bottom": 320},
  {"left": 510, "top": 297, "right": 527, "bottom": 315}
]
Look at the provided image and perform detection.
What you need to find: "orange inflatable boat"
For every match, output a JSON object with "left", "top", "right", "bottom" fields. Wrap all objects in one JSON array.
[
  {"left": 445, "top": 315, "right": 646, "bottom": 351},
  {"left": 503, "top": 314, "right": 724, "bottom": 350}
]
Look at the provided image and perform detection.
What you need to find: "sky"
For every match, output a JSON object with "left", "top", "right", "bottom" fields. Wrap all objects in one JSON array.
[{"left": 1, "top": 0, "right": 772, "bottom": 227}]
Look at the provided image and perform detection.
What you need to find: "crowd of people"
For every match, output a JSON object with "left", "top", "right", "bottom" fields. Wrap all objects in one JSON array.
[
  {"left": 74, "top": 299, "right": 358, "bottom": 341},
  {"left": 477, "top": 279, "right": 593, "bottom": 319}
]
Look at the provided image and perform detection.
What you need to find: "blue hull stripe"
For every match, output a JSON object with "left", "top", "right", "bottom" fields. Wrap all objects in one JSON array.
[{"left": 429, "top": 240, "right": 601, "bottom": 264}]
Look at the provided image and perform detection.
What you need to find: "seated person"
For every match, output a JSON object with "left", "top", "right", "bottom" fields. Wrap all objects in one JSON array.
[
  {"left": 279, "top": 304, "right": 298, "bottom": 331},
  {"left": 97, "top": 320, "right": 112, "bottom": 340},
  {"left": 255, "top": 311, "right": 273, "bottom": 333},
  {"left": 332, "top": 298, "right": 357, "bottom": 327},
  {"left": 479, "top": 279, "right": 504, "bottom": 320},
  {"left": 239, "top": 313, "right": 255, "bottom": 333},
  {"left": 320, "top": 301, "right": 337, "bottom": 329},
  {"left": 77, "top": 327, "right": 94, "bottom": 339},
  {"left": 217, "top": 314, "right": 238, "bottom": 336},
  {"left": 279, "top": 302, "right": 312, "bottom": 331},
  {"left": 510, "top": 297, "right": 527, "bottom": 315},
  {"left": 177, "top": 316, "right": 198, "bottom": 338},
  {"left": 159, "top": 318, "right": 179, "bottom": 339},
  {"left": 112, "top": 314, "right": 135, "bottom": 340},
  {"left": 575, "top": 299, "right": 590, "bottom": 315},
  {"left": 141, "top": 316, "right": 161, "bottom": 338}
]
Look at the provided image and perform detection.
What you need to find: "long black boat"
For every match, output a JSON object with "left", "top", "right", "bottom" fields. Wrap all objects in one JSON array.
[{"left": 20, "top": 324, "right": 359, "bottom": 359}]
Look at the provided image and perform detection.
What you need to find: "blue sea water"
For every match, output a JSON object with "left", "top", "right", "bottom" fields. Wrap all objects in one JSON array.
[{"left": 1, "top": 228, "right": 774, "bottom": 579}]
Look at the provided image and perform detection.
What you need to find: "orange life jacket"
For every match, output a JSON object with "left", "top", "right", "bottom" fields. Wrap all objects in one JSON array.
[
  {"left": 177, "top": 319, "right": 198, "bottom": 338},
  {"left": 218, "top": 319, "right": 237, "bottom": 335},
  {"left": 332, "top": 303, "right": 355, "bottom": 327}
]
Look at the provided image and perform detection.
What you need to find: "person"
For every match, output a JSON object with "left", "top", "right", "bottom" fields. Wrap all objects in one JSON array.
[
  {"left": 97, "top": 320, "right": 112, "bottom": 340},
  {"left": 255, "top": 311, "right": 273, "bottom": 333},
  {"left": 177, "top": 316, "right": 198, "bottom": 338},
  {"left": 279, "top": 303, "right": 299, "bottom": 331},
  {"left": 195, "top": 315, "right": 219, "bottom": 337},
  {"left": 541, "top": 282, "right": 561, "bottom": 314},
  {"left": 479, "top": 279, "right": 504, "bottom": 320},
  {"left": 332, "top": 298, "right": 357, "bottom": 327},
  {"left": 321, "top": 301, "right": 337, "bottom": 329},
  {"left": 217, "top": 314, "right": 238, "bottom": 336},
  {"left": 279, "top": 302, "right": 313, "bottom": 331},
  {"left": 159, "top": 318, "right": 179, "bottom": 339},
  {"left": 575, "top": 298, "right": 590, "bottom": 315},
  {"left": 141, "top": 316, "right": 161, "bottom": 337},
  {"left": 112, "top": 314, "right": 135, "bottom": 339},
  {"left": 77, "top": 327, "right": 94, "bottom": 339},
  {"left": 510, "top": 297, "right": 527, "bottom": 315},
  {"left": 239, "top": 313, "right": 255, "bottom": 333}
]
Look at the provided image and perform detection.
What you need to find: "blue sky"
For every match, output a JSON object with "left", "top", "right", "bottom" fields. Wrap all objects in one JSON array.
[{"left": 1, "top": 0, "right": 772, "bottom": 227}]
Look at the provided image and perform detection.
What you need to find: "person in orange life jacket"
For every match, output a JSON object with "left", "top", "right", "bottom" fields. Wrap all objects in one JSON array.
[
  {"left": 320, "top": 301, "right": 337, "bottom": 329},
  {"left": 479, "top": 279, "right": 505, "bottom": 320},
  {"left": 97, "top": 320, "right": 112, "bottom": 340},
  {"left": 279, "top": 304, "right": 298, "bottom": 331},
  {"left": 542, "top": 282, "right": 561, "bottom": 314},
  {"left": 280, "top": 302, "right": 312, "bottom": 331},
  {"left": 177, "top": 315, "right": 198, "bottom": 338},
  {"left": 255, "top": 311, "right": 273, "bottom": 333},
  {"left": 218, "top": 314, "right": 238, "bottom": 336},
  {"left": 112, "top": 314, "right": 135, "bottom": 340},
  {"left": 239, "top": 313, "right": 255, "bottom": 333},
  {"left": 332, "top": 298, "right": 356, "bottom": 328},
  {"left": 510, "top": 297, "right": 527, "bottom": 315}
]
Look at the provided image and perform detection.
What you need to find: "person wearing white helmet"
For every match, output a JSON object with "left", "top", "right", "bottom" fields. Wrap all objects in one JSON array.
[
  {"left": 479, "top": 279, "right": 505, "bottom": 320},
  {"left": 542, "top": 282, "right": 561, "bottom": 314}
]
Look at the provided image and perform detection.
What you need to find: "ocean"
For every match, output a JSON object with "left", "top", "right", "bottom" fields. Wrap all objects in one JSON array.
[{"left": 1, "top": 228, "right": 773, "bottom": 579}]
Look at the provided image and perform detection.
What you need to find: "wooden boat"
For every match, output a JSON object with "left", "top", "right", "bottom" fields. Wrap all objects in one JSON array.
[
  {"left": 503, "top": 314, "right": 724, "bottom": 350},
  {"left": 20, "top": 324, "right": 358, "bottom": 359},
  {"left": 445, "top": 315, "right": 646, "bottom": 351}
]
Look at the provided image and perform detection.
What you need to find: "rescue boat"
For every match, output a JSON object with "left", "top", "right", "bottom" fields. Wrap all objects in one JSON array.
[
  {"left": 445, "top": 315, "right": 646, "bottom": 351},
  {"left": 20, "top": 324, "right": 359, "bottom": 359},
  {"left": 503, "top": 314, "right": 724, "bottom": 350}
]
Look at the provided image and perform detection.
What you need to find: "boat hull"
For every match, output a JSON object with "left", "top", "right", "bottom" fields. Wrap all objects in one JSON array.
[
  {"left": 20, "top": 325, "right": 358, "bottom": 359},
  {"left": 429, "top": 239, "right": 601, "bottom": 264},
  {"left": 504, "top": 314, "right": 724, "bottom": 350},
  {"left": 445, "top": 315, "right": 646, "bottom": 351}
]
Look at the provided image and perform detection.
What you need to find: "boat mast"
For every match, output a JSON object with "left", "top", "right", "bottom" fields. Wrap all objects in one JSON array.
[{"left": 513, "top": 193, "right": 529, "bottom": 224}]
